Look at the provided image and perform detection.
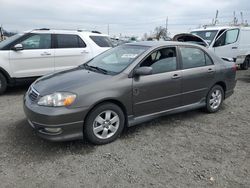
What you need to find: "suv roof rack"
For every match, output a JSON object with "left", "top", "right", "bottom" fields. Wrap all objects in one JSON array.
[
  {"left": 91, "top": 31, "right": 102, "bottom": 34},
  {"left": 35, "top": 28, "right": 50, "bottom": 31}
]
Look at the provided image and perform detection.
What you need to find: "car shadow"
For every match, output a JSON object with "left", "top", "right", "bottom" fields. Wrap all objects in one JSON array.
[
  {"left": 5, "top": 107, "right": 212, "bottom": 163},
  {"left": 4, "top": 118, "right": 96, "bottom": 163},
  {"left": 120, "top": 109, "right": 206, "bottom": 140},
  {"left": 3, "top": 84, "right": 30, "bottom": 96},
  {"left": 237, "top": 74, "right": 250, "bottom": 83}
]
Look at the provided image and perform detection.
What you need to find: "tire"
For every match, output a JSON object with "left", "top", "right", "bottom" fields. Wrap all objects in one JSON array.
[
  {"left": 205, "top": 85, "right": 224, "bottom": 113},
  {"left": 84, "top": 103, "right": 125, "bottom": 145},
  {"left": 240, "top": 57, "right": 249, "bottom": 70},
  {"left": 0, "top": 73, "right": 7, "bottom": 95}
]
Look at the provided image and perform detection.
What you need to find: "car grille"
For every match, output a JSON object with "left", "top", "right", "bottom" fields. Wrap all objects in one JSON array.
[{"left": 28, "top": 87, "right": 40, "bottom": 101}]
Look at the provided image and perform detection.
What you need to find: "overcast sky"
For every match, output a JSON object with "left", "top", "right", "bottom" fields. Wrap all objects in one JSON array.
[{"left": 1, "top": 0, "right": 250, "bottom": 37}]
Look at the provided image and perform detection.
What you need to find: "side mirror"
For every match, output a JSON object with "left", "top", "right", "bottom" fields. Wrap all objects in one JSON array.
[
  {"left": 12, "top": 44, "right": 23, "bottom": 51},
  {"left": 134, "top": 67, "right": 153, "bottom": 76}
]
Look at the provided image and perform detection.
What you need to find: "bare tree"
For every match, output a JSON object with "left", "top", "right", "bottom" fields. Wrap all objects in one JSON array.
[{"left": 154, "top": 26, "right": 171, "bottom": 40}]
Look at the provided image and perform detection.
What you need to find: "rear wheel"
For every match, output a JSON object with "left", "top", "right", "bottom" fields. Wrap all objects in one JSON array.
[
  {"left": 240, "top": 57, "right": 249, "bottom": 70},
  {"left": 205, "top": 85, "right": 224, "bottom": 113},
  {"left": 0, "top": 73, "right": 7, "bottom": 95},
  {"left": 84, "top": 103, "right": 125, "bottom": 145}
]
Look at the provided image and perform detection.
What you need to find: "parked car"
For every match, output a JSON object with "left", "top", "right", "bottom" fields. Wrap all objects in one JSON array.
[
  {"left": 23, "top": 41, "right": 237, "bottom": 145},
  {"left": 0, "top": 28, "right": 113, "bottom": 94},
  {"left": 173, "top": 26, "right": 250, "bottom": 70}
]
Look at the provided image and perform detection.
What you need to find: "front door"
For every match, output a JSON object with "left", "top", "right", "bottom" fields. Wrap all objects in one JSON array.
[
  {"left": 133, "top": 47, "right": 182, "bottom": 117},
  {"left": 9, "top": 33, "right": 54, "bottom": 78},
  {"left": 213, "top": 28, "right": 240, "bottom": 59}
]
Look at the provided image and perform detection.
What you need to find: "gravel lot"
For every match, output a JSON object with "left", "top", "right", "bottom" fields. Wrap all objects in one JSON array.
[{"left": 0, "top": 70, "right": 249, "bottom": 188}]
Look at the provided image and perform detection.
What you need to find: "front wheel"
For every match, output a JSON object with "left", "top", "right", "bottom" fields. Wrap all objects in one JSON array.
[
  {"left": 84, "top": 103, "right": 125, "bottom": 145},
  {"left": 205, "top": 85, "right": 224, "bottom": 113},
  {"left": 240, "top": 57, "right": 249, "bottom": 70},
  {"left": 0, "top": 73, "right": 7, "bottom": 95}
]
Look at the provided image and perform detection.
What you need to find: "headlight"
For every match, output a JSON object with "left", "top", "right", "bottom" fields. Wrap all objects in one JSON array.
[{"left": 37, "top": 92, "right": 76, "bottom": 107}]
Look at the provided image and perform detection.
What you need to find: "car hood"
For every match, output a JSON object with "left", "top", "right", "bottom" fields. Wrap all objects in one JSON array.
[
  {"left": 33, "top": 67, "right": 111, "bottom": 95},
  {"left": 173, "top": 33, "right": 209, "bottom": 47}
]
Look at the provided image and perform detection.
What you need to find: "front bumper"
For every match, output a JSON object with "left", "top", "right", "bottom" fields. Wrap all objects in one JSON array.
[{"left": 23, "top": 93, "right": 89, "bottom": 142}]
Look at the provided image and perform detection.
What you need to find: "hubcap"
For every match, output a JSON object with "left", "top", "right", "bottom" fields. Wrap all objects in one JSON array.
[
  {"left": 209, "top": 89, "right": 222, "bottom": 110},
  {"left": 93, "top": 110, "right": 120, "bottom": 139}
]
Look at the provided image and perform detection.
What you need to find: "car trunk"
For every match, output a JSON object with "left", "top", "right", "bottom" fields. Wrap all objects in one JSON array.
[{"left": 173, "top": 33, "right": 209, "bottom": 47}]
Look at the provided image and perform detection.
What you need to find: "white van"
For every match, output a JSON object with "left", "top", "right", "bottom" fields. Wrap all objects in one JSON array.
[{"left": 173, "top": 26, "right": 250, "bottom": 70}]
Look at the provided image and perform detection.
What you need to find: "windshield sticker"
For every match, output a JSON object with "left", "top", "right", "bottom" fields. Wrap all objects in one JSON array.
[
  {"left": 121, "top": 54, "right": 138, "bottom": 58},
  {"left": 205, "top": 32, "right": 211, "bottom": 37}
]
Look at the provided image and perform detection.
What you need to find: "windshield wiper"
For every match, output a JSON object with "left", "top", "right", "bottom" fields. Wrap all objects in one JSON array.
[{"left": 83, "top": 64, "right": 109, "bottom": 74}]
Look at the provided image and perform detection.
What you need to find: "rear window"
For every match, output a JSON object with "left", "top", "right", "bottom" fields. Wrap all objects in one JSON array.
[
  {"left": 89, "top": 36, "right": 113, "bottom": 47},
  {"left": 56, "top": 34, "right": 86, "bottom": 48}
]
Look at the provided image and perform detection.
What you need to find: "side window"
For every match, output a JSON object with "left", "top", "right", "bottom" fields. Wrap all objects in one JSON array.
[
  {"left": 90, "top": 36, "right": 113, "bottom": 47},
  {"left": 225, "top": 29, "right": 239, "bottom": 44},
  {"left": 205, "top": 54, "right": 213, "bottom": 65},
  {"left": 140, "top": 47, "right": 177, "bottom": 74},
  {"left": 180, "top": 47, "right": 206, "bottom": 69},
  {"left": 214, "top": 29, "right": 239, "bottom": 47},
  {"left": 56, "top": 34, "right": 86, "bottom": 48},
  {"left": 20, "top": 34, "right": 51, "bottom": 49}
]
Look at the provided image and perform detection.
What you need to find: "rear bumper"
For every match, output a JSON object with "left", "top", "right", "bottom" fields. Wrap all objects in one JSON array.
[{"left": 23, "top": 93, "right": 89, "bottom": 142}]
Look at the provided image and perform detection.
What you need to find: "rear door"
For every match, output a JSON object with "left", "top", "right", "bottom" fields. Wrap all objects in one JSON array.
[
  {"left": 133, "top": 47, "right": 182, "bottom": 117},
  {"left": 213, "top": 28, "right": 240, "bottom": 59},
  {"left": 179, "top": 46, "right": 216, "bottom": 106},
  {"left": 54, "top": 34, "right": 92, "bottom": 72},
  {"left": 9, "top": 33, "right": 54, "bottom": 77}
]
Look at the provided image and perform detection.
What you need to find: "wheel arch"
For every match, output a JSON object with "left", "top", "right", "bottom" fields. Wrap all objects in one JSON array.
[
  {"left": 0, "top": 67, "right": 11, "bottom": 83},
  {"left": 212, "top": 81, "right": 227, "bottom": 98},
  {"left": 83, "top": 99, "right": 129, "bottom": 127}
]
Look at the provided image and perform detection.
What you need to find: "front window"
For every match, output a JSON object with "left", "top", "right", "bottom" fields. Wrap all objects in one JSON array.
[
  {"left": 140, "top": 47, "right": 177, "bottom": 74},
  {"left": 83, "top": 45, "right": 149, "bottom": 74},
  {"left": 0, "top": 33, "right": 24, "bottom": 49},
  {"left": 191, "top": 30, "right": 218, "bottom": 45},
  {"left": 21, "top": 34, "right": 51, "bottom": 49}
]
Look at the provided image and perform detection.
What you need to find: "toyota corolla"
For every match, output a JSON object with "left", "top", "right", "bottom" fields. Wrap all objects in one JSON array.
[{"left": 23, "top": 41, "right": 237, "bottom": 145}]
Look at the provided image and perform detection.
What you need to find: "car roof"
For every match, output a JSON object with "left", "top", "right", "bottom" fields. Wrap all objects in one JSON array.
[
  {"left": 126, "top": 41, "right": 203, "bottom": 48},
  {"left": 25, "top": 29, "right": 108, "bottom": 36}
]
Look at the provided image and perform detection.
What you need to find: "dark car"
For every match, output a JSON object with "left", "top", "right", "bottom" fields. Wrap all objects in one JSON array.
[{"left": 23, "top": 41, "right": 237, "bottom": 145}]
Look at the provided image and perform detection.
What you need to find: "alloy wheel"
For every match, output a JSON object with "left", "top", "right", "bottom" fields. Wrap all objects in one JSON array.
[
  {"left": 93, "top": 110, "right": 120, "bottom": 139},
  {"left": 209, "top": 89, "right": 222, "bottom": 110}
]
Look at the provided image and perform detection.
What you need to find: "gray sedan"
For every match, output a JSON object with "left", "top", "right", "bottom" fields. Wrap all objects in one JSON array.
[{"left": 23, "top": 41, "right": 237, "bottom": 145}]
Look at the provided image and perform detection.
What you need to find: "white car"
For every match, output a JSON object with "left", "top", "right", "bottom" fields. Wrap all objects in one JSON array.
[
  {"left": 0, "top": 29, "right": 113, "bottom": 94},
  {"left": 173, "top": 26, "right": 250, "bottom": 70}
]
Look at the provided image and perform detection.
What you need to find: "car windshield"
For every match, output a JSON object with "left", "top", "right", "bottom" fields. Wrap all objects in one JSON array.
[
  {"left": 0, "top": 33, "right": 24, "bottom": 49},
  {"left": 191, "top": 30, "right": 218, "bottom": 45},
  {"left": 83, "top": 44, "right": 150, "bottom": 74}
]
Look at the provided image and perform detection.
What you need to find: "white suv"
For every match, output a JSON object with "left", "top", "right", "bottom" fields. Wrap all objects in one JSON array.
[{"left": 0, "top": 29, "right": 113, "bottom": 94}]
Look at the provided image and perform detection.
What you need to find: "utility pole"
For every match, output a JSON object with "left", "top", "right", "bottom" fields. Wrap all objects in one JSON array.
[
  {"left": 240, "top": 12, "right": 244, "bottom": 25},
  {"left": 214, "top": 10, "right": 219, "bottom": 25},
  {"left": 107, "top": 24, "right": 110, "bottom": 35},
  {"left": 233, "top": 11, "right": 238, "bottom": 25},
  {"left": 166, "top": 17, "right": 168, "bottom": 37},
  {"left": 0, "top": 25, "right": 4, "bottom": 41}
]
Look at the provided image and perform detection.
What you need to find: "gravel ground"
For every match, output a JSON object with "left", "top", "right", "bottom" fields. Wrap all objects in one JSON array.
[{"left": 0, "top": 70, "right": 249, "bottom": 188}]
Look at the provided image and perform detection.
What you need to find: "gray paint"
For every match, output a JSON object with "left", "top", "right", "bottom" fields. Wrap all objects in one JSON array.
[{"left": 23, "top": 41, "right": 237, "bottom": 141}]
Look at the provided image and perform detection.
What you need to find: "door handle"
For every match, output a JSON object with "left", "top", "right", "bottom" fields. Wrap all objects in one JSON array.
[
  {"left": 81, "top": 50, "right": 89, "bottom": 54},
  {"left": 207, "top": 68, "right": 214, "bottom": 73},
  {"left": 172, "top": 74, "right": 181, "bottom": 79},
  {"left": 232, "top": 47, "right": 238, "bottom": 49},
  {"left": 41, "top": 52, "right": 51, "bottom": 56}
]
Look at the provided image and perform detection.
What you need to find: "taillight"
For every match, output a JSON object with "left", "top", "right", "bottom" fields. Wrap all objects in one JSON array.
[{"left": 232, "top": 64, "right": 237, "bottom": 72}]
